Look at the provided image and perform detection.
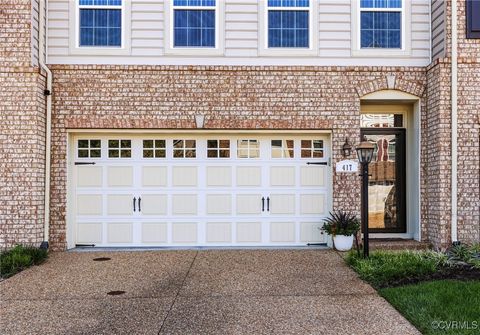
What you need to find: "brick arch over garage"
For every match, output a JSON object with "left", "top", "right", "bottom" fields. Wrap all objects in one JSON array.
[{"left": 355, "top": 75, "right": 425, "bottom": 98}]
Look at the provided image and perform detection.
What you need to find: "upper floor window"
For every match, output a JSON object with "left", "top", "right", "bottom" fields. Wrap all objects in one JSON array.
[
  {"left": 466, "top": 0, "right": 480, "bottom": 39},
  {"left": 267, "top": 0, "right": 310, "bottom": 48},
  {"left": 173, "top": 0, "right": 216, "bottom": 48},
  {"left": 360, "top": 0, "right": 402, "bottom": 49},
  {"left": 78, "top": 0, "right": 122, "bottom": 47}
]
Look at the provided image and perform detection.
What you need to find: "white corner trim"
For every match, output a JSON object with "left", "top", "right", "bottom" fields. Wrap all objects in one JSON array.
[
  {"left": 163, "top": 1, "right": 225, "bottom": 56},
  {"left": 351, "top": 0, "right": 412, "bottom": 58},
  {"left": 258, "top": 0, "right": 318, "bottom": 57},
  {"left": 68, "top": 1, "right": 131, "bottom": 56}
]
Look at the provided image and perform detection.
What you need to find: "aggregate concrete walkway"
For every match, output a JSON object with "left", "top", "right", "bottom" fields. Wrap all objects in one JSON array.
[{"left": 0, "top": 250, "right": 420, "bottom": 334}]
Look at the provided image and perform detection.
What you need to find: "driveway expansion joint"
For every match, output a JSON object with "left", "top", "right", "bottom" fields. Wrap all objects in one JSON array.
[{"left": 158, "top": 250, "right": 199, "bottom": 334}]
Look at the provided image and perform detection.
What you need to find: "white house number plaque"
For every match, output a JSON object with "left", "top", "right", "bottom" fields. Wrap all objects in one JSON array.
[{"left": 336, "top": 160, "right": 359, "bottom": 173}]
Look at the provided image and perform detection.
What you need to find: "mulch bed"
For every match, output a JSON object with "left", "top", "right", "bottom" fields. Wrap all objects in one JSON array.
[{"left": 379, "top": 265, "right": 480, "bottom": 288}]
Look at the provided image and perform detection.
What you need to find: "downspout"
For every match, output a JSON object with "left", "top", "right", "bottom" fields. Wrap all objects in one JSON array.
[
  {"left": 39, "top": 0, "right": 52, "bottom": 249},
  {"left": 450, "top": 0, "right": 458, "bottom": 244}
]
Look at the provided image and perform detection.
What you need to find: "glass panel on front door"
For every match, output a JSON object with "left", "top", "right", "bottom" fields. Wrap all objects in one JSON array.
[{"left": 362, "top": 130, "right": 406, "bottom": 233}]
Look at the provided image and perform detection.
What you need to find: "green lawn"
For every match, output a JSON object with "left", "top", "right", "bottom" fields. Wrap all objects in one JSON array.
[{"left": 380, "top": 280, "right": 480, "bottom": 335}]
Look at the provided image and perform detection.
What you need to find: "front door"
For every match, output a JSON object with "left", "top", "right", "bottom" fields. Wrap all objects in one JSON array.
[{"left": 361, "top": 129, "right": 406, "bottom": 233}]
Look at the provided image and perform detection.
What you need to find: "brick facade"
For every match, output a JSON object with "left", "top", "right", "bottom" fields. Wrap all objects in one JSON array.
[
  {"left": 1, "top": 1, "right": 479, "bottom": 251},
  {"left": 424, "top": 0, "right": 480, "bottom": 248},
  {"left": 47, "top": 65, "right": 427, "bottom": 250},
  {"left": 0, "top": 0, "right": 47, "bottom": 248}
]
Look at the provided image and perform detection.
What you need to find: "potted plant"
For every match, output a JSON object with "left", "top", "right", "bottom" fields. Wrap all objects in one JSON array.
[{"left": 322, "top": 211, "right": 360, "bottom": 251}]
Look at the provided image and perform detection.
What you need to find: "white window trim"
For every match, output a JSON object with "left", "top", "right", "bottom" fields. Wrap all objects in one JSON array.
[
  {"left": 258, "top": 0, "right": 318, "bottom": 57},
  {"left": 69, "top": 1, "right": 131, "bottom": 56},
  {"left": 351, "top": 0, "right": 411, "bottom": 57},
  {"left": 164, "top": 1, "right": 224, "bottom": 56}
]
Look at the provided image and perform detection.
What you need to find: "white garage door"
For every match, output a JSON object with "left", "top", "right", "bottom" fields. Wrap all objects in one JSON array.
[{"left": 71, "top": 133, "right": 331, "bottom": 247}]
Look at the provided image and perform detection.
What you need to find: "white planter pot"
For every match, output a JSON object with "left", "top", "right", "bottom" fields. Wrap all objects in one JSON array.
[{"left": 333, "top": 235, "right": 354, "bottom": 251}]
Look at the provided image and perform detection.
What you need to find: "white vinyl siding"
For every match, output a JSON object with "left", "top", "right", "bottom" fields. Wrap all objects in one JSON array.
[
  {"left": 47, "top": 0, "right": 432, "bottom": 66},
  {"left": 430, "top": 0, "right": 445, "bottom": 60}
]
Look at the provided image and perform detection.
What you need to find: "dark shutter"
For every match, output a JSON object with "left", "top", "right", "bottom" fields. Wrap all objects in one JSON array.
[{"left": 467, "top": 0, "right": 480, "bottom": 38}]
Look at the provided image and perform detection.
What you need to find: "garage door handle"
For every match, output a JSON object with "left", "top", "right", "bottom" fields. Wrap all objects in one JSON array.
[
  {"left": 133, "top": 197, "right": 136, "bottom": 212},
  {"left": 267, "top": 197, "right": 270, "bottom": 212},
  {"left": 138, "top": 197, "right": 141, "bottom": 212},
  {"left": 306, "top": 162, "right": 328, "bottom": 166},
  {"left": 261, "top": 197, "right": 265, "bottom": 212}
]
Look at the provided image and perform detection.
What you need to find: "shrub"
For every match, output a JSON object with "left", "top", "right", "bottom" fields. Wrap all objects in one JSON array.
[
  {"left": 448, "top": 243, "right": 480, "bottom": 269},
  {"left": 346, "top": 250, "right": 444, "bottom": 288},
  {"left": 0, "top": 245, "right": 48, "bottom": 279},
  {"left": 322, "top": 210, "right": 360, "bottom": 236}
]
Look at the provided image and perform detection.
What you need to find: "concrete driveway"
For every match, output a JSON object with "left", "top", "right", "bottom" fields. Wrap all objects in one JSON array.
[{"left": 0, "top": 249, "right": 419, "bottom": 334}]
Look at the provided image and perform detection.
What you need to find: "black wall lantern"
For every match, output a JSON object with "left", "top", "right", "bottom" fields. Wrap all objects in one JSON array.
[
  {"left": 342, "top": 138, "right": 352, "bottom": 157},
  {"left": 356, "top": 140, "right": 375, "bottom": 257}
]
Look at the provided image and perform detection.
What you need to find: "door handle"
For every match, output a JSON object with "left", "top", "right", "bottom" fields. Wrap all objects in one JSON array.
[
  {"left": 138, "top": 197, "right": 141, "bottom": 212},
  {"left": 261, "top": 197, "right": 265, "bottom": 212},
  {"left": 267, "top": 197, "right": 270, "bottom": 212},
  {"left": 306, "top": 162, "right": 328, "bottom": 166},
  {"left": 133, "top": 197, "right": 136, "bottom": 212}
]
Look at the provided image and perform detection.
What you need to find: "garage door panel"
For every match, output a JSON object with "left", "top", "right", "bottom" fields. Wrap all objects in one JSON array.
[
  {"left": 141, "top": 194, "right": 168, "bottom": 215},
  {"left": 236, "top": 194, "right": 262, "bottom": 214},
  {"left": 107, "top": 195, "right": 133, "bottom": 215},
  {"left": 77, "top": 223, "right": 102, "bottom": 244},
  {"left": 300, "top": 194, "right": 326, "bottom": 215},
  {"left": 301, "top": 166, "right": 326, "bottom": 187},
  {"left": 73, "top": 135, "right": 332, "bottom": 247},
  {"left": 206, "top": 222, "right": 232, "bottom": 243},
  {"left": 77, "top": 195, "right": 102, "bottom": 215},
  {"left": 108, "top": 166, "right": 133, "bottom": 187},
  {"left": 270, "top": 166, "right": 295, "bottom": 186},
  {"left": 236, "top": 222, "right": 262, "bottom": 243},
  {"left": 207, "top": 166, "right": 232, "bottom": 187},
  {"left": 172, "top": 223, "right": 197, "bottom": 243},
  {"left": 142, "top": 166, "right": 167, "bottom": 187},
  {"left": 269, "top": 194, "right": 295, "bottom": 215},
  {"left": 300, "top": 222, "right": 325, "bottom": 242},
  {"left": 77, "top": 166, "right": 103, "bottom": 187},
  {"left": 206, "top": 194, "right": 232, "bottom": 215},
  {"left": 236, "top": 167, "right": 261, "bottom": 186},
  {"left": 173, "top": 166, "right": 197, "bottom": 187},
  {"left": 172, "top": 194, "right": 197, "bottom": 215},
  {"left": 107, "top": 223, "right": 133, "bottom": 243},
  {"left": 270, "top": 222, "right": 295, "bottom": 242},
  {"left": 142, "top": 223, "right": 168, "bottom": 243}
]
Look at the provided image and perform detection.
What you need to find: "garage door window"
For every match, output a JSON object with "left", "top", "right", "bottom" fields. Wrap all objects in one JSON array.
[
  {"left": 301, "top": 139, "right": 323, "bottom": 158},
  {"left": 173, "top": 139, "right": 196, "bottom": 158},
  {"left": 108, "top": 139, "right": 131, "bottom": 158},
  {"left": 143, "top": 139, "right": 166, "bottom": 158},
  {"left": 271, "top": 139, "right": 294, "bottom": 158},
  {"left": 77, "top": 139, "right": 101, "bottom": 158},
  {"left": 207, "top": 139, "right": 230, "bottom": 158},
  {"left": 237, "top": 139, "right": 260, "bottom": 158}
]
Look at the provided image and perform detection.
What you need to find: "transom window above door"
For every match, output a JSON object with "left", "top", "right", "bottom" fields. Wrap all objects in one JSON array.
[
  {"left": 267, "top": 0, "right": 310, "bottom": 48},
  {"left": 207, "top": 139, "right": 230, "bottom": 158},
  {"left": 237, "top": 139, "right": 260, "bottom": 158},
  {"left": 271, "top": 139, "right": 294, "bottom": 158},
  {"left": 78, "top": 0, "right": 122, "bottom": 47},
  {"left": 173, "top": 0, "right": 216, "bottom": 48},
  {"left": 173, "top": 139, "right": 196, "bottom": 158},
  {"left": 360, "top": 0, "right": 402, "bottom": 49},
  {"left": 361, "top": 113, "right": 404, "bottom": 128}
]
